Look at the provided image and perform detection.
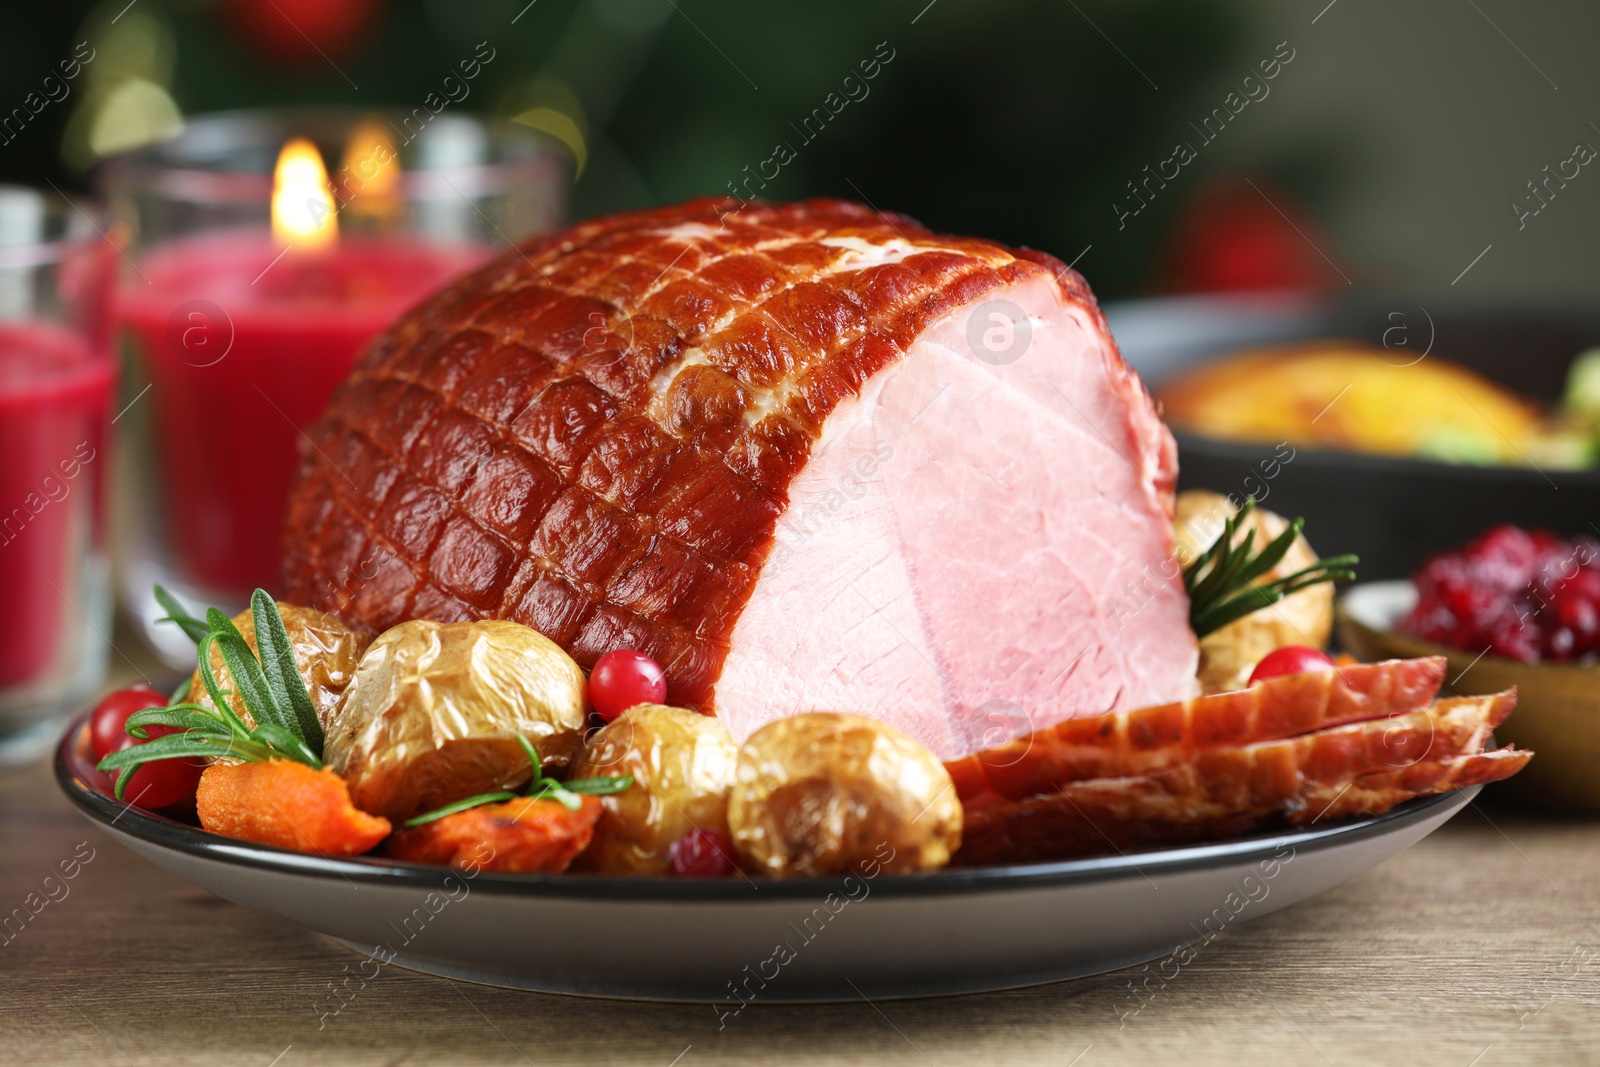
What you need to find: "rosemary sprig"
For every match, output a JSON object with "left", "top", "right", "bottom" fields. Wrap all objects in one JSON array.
[
  {"left": 1184, "top": 498, "right": 1358, "bottom": 639},
  {"left": 153, "top": 584, "right": 210, "bottom": 645},
  {"left": 97, "top": 588, "right": 325, "bottom": 800},
  {"left": 403, "top": 735, "right": 633, "bottom": 827},
  {"left": 250, "top": 589, "right": 324, "bottom": 754}
]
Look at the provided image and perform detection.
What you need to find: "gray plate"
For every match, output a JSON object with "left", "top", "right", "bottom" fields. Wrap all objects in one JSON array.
[{"left": 56, "top": 713, "right": 1476, "bottom": 1003}]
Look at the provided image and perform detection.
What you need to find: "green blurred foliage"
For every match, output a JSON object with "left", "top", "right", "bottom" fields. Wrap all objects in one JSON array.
[{"left": 0, "top": 0, "right": 1250, "bottom": 297}]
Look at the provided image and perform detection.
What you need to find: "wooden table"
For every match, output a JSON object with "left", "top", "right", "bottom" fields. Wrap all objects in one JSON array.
[
  {"left": 5, "top": 756, "right": 1597, "bottom": 1064},
  {"left": 4, "top": 633, "right": 1598, "bottom": 1065}
]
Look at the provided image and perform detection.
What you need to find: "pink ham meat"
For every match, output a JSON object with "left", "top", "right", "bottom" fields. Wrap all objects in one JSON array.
[{"left": 282, "top": 198, "right": 1197, "bottom": 760}]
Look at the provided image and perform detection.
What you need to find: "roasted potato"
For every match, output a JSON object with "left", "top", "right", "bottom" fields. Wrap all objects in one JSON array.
[
  {"left": 324, "top": 619, "right": 587, "bottom": 821},
  {"left": 190, "top": 602, "right": 370, "bottom": 731},
  {"left": 727, "top": 712, "right": 961, "bottom": 878},
  {"left": 569, "top": 704, "right": 738, "bottom": 875},
  {"left": 1174, "top": 490, "right": 1334, "bottom": 692}
]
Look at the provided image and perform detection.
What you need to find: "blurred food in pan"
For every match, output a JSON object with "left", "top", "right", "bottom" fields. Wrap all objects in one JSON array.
[{"left": 1157, "top": 341, "right": 1599, "bottom": 469}]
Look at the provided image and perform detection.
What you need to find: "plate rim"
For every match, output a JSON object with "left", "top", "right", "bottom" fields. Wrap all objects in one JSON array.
[{"left": 55, "top": 712, "right": 1476, "bottom": 902}]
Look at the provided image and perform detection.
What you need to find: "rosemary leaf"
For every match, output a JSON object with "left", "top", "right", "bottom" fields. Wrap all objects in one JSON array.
[
  {"left": 1184, "top": 498, "right": 1357, "bottom": 639},
  {"left": 99, "top": 733, "right": 279, "bottom": 798},
  {"left": 196, "top": 632, "right": 255, "bottom": 739},
  {"left": 402, "top": 792, "right": 519, "bottom": 828},
  {"left": 1260, "top": 554, "right": 1354, "bottom": 591},
  {"left": 1192, "top": 511, "right": 1259, "bottom": 608},
  {"left": 515, "top": 734, "right": 542, "bottom": 777},
  {"left": 1273, "top": 570, "right": 1358, "bottom": 599},
  {"left": 1185, "top": 510, "right": 1244, "bottom": 605},
  {"left": 124, "top": 705, "right": 232, "bottom": 739},
  {"left": 1192, "top": 589, "right": 1286, "bottom": 636},
  {"left": 1234, "top": 518, "right": 1305, "bottom": 586},
  {"left": 250, "top": 722, "right": 323, "bottom": 769},
  {"left": 153, "top": 585, "right": 210, "bottom": 645},
  {"left": 251, "top": 589, "right": 323, "bottom": 754},
  {"left": 561, "top": 776, "right": 636, "bottom": 795},
  {"left": 542, "top": 788, "right": 584, "bottom": 813},
  {"left": 208, "top": 609, "right": 297, "bottom": 738},
  {"left": 97, "top": 732, "right": 235, "bottom": 767}
]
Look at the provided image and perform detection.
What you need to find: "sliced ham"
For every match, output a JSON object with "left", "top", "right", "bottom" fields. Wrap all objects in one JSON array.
[{"left": 281, "top": 197, "right": 1197, "bottom": 760}]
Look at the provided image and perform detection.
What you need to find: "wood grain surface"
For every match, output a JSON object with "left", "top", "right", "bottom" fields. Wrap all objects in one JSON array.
[{"left": 5, "top": 752, "right": 1598, "bottom": 1066}]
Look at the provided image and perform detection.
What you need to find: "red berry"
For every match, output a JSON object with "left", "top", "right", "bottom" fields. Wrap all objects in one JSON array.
[
  {"left": 107, "top": 724, "right": 204, "bottom": 810},
  {"left": 89, "top": 684, "right": 169, "bottom": 760},
  {"left": 1489, "top": 623, "right": 1540, "bottom": 664},
  {"left": 1554, "top": 586, "right": 1598, "bottom": 634},
  {"left": 1546, "top": 627, "right": 1577, "bottom": 660},
  {"left": 587, "top": 650, "right": 667, "bottom": 722},
  {"left": 1400, "top": 525, "right": 1600, "bottom": 665},
  {"left": 1247, "top": 645, "right": 1336, "bottom": 685},
  {"left": 1571, "top": 570, "right": 1600, "bottom": 603},
  {"left": 667, "top": 828, "right": 736, "bottom": 877}
]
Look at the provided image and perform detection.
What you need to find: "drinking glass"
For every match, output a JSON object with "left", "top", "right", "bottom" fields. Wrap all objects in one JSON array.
[{"left": 0, "top": 187, "right": 117, "bottom": 761}]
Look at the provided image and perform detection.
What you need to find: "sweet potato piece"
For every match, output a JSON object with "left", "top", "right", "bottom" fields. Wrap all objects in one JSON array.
[
  {"left": 196, "top": 760, "right": 391, "bottom": 856},
  {"left": 385, "top": 795, "right": 601, "bottom": 873}
]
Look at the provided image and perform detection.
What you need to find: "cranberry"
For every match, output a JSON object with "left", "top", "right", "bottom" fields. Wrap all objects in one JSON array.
[
  {"left": 107, "top": 723, "right": 204, "bottom": 810},
  {"left": 1489, "top": 624, "right": 1539, "bottom": 664},
  {"left": 1400, "top": 524, "right": 1600, "bottom": 665},
  {"left": 587, "top": 649, "right": 668, "bottom": 723},
  {"left": 89, "top": 684, "right": 169, "bottom": 760},
  {"left": 1471, "top": 525, "right": 1541, "bottom": 589},
  {"left": 667, "top": 828, "right": 737, "bottom": 877},
  {"left": 1554, "top": 586, "right": 1599, "bottom": 633},
  {"left": 1247, "top": 645, "right": 1336, "bottom": 685},
  {"left": 1570, "top": 569, "right": 1600, "bottom": 603}
]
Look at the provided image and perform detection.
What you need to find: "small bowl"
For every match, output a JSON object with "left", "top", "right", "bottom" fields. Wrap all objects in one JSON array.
[{"left": 1336, "top": 581, "right": 1600, "bottom": 812}]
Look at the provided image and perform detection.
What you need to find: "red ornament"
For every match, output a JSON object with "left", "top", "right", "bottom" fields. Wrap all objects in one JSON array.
[
  {"left": 223, "top": 0, "right": 384, "bottom": 68},
  {"left": 1155, "top": 177, "right": 1344, "bottom": 294}
]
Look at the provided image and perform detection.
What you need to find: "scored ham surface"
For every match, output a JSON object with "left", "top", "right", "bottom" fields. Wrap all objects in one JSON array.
[{"left": 281, "top": 197, "right": 1197, "bottom": 760}]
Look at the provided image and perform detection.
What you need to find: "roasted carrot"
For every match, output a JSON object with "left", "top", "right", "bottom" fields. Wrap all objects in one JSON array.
[
  {"left": 385, "top": 795, "right": 601, "bottom": 873},
  {"left": 196, "top": 760, "right": 391, "bottom": 856}
]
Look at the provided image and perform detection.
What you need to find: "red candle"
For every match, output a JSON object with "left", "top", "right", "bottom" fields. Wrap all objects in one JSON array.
[
  {"left": 119, "top": 232, "right": 485, "bottom": 592},
  {"left": 0, "top": 323, "right": 111, "bottom": 686}
]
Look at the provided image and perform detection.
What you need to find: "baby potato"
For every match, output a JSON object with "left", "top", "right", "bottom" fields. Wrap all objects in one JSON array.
[
  {"left": 190, "top": 602, "right": 370, "bottom": 732},
  {"left": 324, "top": 619, "right": 587, "bottom": 821},
  {"left": 728, "top": 713, "right": 962, "bottom": 878},
  {"left": 1174, "top": 490, "right": 1334, "bottom": 693},
  {"left": 569, "top": 704, "right": 739, "bottom": 875}
]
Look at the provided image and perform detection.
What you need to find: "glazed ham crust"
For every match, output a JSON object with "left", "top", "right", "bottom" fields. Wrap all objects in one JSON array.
[{"left": 282, "top": 197, "right": 1181, "bottom": 724}]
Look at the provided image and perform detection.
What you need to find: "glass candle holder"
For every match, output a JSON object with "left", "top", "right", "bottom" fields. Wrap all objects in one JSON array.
[
  {"left": 0, "top": 187, "right": 117, "bottom": 760},
  {"left": 101, "top": 109, "right": 569, "bottom": 668}
]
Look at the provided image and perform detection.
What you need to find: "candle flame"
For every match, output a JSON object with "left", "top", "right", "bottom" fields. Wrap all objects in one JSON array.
[
  {"left": 272, "top": 138, "right": 337, "bottom": 250},
  {"left": 339, "top": 121, "right": 400, "bottom": 205}
]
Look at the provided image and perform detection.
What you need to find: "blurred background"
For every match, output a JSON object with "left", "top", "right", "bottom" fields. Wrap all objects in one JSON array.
[{"left": 5, "top": 0, "right": 1600, "bottom": 300}]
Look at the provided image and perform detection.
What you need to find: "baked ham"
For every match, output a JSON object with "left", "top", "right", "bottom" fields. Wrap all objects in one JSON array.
[{"left": 281, "top": 197, "right": 1197, "bottom": 760}]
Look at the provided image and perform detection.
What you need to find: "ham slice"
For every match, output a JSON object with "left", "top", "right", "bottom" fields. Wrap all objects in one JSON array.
[
  {"left": 281, "top": 198, "right": 1197, "bottom": 760},
  {"left": 954, "top": 690, "right": 1525, "bottom": 865}
]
